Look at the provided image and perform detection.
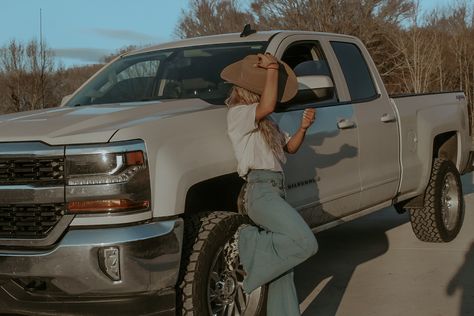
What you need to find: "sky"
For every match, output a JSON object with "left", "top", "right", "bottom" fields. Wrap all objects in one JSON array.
[{"left": 0, "top": 0, "right": 453, "bottom": 68}]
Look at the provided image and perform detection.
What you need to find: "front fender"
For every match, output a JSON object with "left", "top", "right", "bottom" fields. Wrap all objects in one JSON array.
[{"left": 111, "top": 107, "right": 238, "bottom": 217}]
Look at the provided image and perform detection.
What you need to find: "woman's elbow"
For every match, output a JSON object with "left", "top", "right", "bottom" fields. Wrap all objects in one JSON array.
[{"left": 284, "top": 145, "right": 297, "bottom": 154}]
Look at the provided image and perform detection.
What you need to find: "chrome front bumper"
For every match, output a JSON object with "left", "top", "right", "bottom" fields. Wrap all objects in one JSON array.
[{"left": 0, "top": 218, "right": 183, "bottom": 315}]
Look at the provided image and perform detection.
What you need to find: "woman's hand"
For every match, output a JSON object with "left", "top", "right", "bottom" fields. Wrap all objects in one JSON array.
[
  {"left": 255, "top": 53, "right": 279, "bottom": 70},
  {"left": 300, "top": 108, "right": 316, "bottom": 131},
  {"left": 285, "top": 108, "right": 316, "bottom": 154}
]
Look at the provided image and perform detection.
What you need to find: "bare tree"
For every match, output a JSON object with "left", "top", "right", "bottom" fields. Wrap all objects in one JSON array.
[
  {"left": 387, "top": 2, "right": 442, "bottom": 93},
  {"left": 0, "top": 39, "right": 55, "bottom": 113},
  {"left": 436, "top": 2, "right": 474, "bottom": 126},
  {"left": 51, "top": 64, "right": 103, "bottom": 106},
  {"left": 251, "top": 0, "right": 414, "bottom": 84},
  {"left": 176, "top": 0, "right": 255, "bottom": 38}
]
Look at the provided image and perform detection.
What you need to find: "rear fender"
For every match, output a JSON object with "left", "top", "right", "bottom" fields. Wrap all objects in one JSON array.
[{"left": 415, "top": 104, "right": 467, "bottom": 195}]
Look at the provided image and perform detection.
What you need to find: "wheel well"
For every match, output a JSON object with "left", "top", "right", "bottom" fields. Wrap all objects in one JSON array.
[
  {"left": 401, "top": 132, "right": 458, "bottom": 210},
  {"left": 184, "top": 173, "right": 244, "bottom": 216},
  {"left": 433, "top": 132, "right": 457, "bottom": 165}
]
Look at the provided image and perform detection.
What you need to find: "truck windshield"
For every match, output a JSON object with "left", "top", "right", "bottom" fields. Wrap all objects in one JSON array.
[{"left": 65, "top": 42, "right": 267, "bottom": 107}]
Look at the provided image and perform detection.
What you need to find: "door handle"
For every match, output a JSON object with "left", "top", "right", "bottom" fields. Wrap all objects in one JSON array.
[
  {"left": 337, "top": 118, "right": 355, "bottom": 129},
  {"left": 381, "top": 113, "right": 396, "bottom": 123}
]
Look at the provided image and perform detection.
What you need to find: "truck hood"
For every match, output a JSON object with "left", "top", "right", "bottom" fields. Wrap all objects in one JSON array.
[{"left": 0, "top": 99, "right": 218, "bottom": 145}]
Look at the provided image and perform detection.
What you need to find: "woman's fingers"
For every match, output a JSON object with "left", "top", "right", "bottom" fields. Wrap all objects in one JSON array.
[
  {"left": 256, "top": 53, "right": 278, "bottom": 68},
  {"left": 302, "top": 108, "right": 316, "bottom": 125},
  {"left": 303, "top": 109, "right": 315, "bottom": 119}
]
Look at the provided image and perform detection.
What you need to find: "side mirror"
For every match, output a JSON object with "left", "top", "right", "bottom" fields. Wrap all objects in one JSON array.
[
  {"left": 295, "top": 75, "right": 334, "bottom": 101},
  {"left": 61, "top": 94, "right": 72, "bottom": 106},
  {"left": 297, "top": 75, "right": 334, "bottom": 90}
]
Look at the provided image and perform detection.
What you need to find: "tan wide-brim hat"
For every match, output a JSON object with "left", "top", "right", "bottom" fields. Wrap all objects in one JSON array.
[{"left": 220, "top": 54, "right": 298, "bottom": 103}]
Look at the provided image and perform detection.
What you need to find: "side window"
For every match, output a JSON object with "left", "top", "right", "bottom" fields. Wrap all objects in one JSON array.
[
  {"left": 330, "top": 41, "right": 377, "bottom": 101},
  {"left": 281, "top": 42, "right": 337, "bottom": 108}
]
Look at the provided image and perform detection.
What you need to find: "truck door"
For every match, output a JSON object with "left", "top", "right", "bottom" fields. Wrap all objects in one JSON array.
[
  {"left": 271, "top": 36, "right": 361, "bottom": 228},
  {"left": 330, "top": 40, "right": 400, "bottom": 210}
]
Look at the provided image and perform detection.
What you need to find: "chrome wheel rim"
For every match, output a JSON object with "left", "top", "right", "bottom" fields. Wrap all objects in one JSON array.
[
  {"left": 207, "top": 246, "right": 262, "bottom": 316},
  {"left": 441, "top": 173, "right": 460, "bottom": 231}
]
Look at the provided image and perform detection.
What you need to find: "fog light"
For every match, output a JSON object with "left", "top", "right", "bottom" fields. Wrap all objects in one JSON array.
[{"left": 99, "top": 247, "right": 121, "bottom": 281}]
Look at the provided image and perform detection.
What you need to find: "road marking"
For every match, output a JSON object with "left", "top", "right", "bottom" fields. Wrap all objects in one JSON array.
[{"left": 299, "top": 276, "right": 333, "bottom": 314}]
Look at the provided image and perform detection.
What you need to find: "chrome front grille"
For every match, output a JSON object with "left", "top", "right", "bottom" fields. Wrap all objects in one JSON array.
[
  {"left": 0, "top": 204, "right": 66, "bottom": 239},
  {"left": 0, "top": 142, "right": 67, "bottom": 243},
  {"left": 0, "top": 157, "right": 65, "bottom": 184}
]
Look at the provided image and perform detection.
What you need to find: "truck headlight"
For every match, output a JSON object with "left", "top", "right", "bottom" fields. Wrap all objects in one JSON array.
[
  {"left": 66, "top": 151, "right": 144, "bottom": 186},
  {"left": 65, "top": 140, "right": 151, "bottom": 214}
]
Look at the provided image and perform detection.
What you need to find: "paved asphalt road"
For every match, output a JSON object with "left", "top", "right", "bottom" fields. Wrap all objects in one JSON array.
[{"left": 298, "top": 173, "right": 474, "bottom": 316}]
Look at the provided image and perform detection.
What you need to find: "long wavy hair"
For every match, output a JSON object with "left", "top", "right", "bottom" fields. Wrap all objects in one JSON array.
[{"left": 225, "top": 86, "right": 287, "bottom": 162}]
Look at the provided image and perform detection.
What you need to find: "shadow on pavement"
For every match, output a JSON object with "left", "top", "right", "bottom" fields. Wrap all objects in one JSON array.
[
  {"left": 462, "top": 173, "right": 474, "bottom": 195},
  {"left": 447, "top": 242, "right": 474, "bottom": 315},
  {"left": 296, "top": 207, "right": 409, "bottom": 315}
]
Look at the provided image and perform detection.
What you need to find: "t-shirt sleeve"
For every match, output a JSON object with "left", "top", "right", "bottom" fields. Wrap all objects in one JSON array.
[{"left": 227, "top": 104, "right": 258, "bottom": 136}]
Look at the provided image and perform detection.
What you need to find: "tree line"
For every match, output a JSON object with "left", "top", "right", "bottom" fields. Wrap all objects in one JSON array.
[
  {"left": 0, "top": 0, "right": 473, "bottom": 123},
  {"left": 177, "top": 1, "right": 474, "bottom": 103}
]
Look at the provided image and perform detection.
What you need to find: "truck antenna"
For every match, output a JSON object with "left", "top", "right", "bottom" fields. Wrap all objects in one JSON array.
[{"left": 240, "top": 24, "right": 257, "bottom": 37}]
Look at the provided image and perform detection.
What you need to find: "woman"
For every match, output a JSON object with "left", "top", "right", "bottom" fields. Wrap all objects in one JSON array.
[{"left": 221, "top": 53, "right": 319, "bottom": 315}]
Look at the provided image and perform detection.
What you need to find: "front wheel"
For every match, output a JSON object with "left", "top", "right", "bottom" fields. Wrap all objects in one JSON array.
[
  {"left": 409, "top": 158, "right": 465, "bottom": 242},
  {"left": 178, "top": 211, "right": 267, "bottom": 316}
]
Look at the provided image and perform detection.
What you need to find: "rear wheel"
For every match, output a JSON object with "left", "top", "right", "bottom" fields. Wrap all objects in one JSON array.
[
  {"left": 178, "top": 211, "right": 267, "bottom": 315},
  {"left": 409, "top": 158, "right": 464, "bottom": 242}
]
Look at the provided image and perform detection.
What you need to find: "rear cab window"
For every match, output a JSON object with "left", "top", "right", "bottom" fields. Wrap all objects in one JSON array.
[{"left": 330, "top": 41, "right": 378, "bottom": 101}]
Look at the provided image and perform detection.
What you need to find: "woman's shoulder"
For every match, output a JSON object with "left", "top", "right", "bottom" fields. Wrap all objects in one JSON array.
[
  {"left": 227, "top": 103, "right": 258, "bottom": 133},
  {"left": 227, "top": 103, "right": 257, "bottom": 118}
]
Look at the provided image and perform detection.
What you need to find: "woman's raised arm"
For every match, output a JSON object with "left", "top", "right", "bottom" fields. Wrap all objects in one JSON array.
[{"left": 255, "top": 53, "right": 279, "bottom": 121}]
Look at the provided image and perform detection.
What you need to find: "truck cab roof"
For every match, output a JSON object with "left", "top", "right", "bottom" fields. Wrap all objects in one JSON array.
[{"left": 126, "top": 30, "right": 359, "bottom": 56}]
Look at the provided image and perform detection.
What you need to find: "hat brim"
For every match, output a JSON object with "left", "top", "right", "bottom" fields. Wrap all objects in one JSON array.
[{"left": 220, "top": 55, "right": 298, "bottom": 103}]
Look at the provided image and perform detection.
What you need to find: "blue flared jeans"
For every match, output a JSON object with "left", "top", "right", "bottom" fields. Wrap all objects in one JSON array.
[{"left": 238, "top": 170, "right": 318, "bottom": 316}]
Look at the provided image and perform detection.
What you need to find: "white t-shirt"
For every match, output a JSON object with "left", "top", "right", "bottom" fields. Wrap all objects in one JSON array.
[{"left": 227, "top": 103, "right": 290, "bottom": 177}]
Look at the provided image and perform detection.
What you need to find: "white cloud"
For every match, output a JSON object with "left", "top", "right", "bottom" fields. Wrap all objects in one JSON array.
[
  {"left": 91, "top": 28, "right": 158, "bottom": 42},
  {"left": 53, "top": 48, "right": 111, "bottom": 62}
]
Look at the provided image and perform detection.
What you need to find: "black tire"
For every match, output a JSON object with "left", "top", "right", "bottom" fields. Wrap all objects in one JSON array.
[
  {"left": 409, "top": 158, "right": 465, "bottom": 242},
  {"left": 177, "top": 211, "right": 267, "bottom": 316}
]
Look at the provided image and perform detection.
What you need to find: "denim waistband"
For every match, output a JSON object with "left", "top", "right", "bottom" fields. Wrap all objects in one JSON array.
[{"left": 246, "top": 169, "right": 284, "bottom": 183}]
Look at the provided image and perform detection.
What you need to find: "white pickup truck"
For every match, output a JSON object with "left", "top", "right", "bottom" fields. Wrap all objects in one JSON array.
[{"left": 0, "top": 29, "right": 472, "bottom": 316}]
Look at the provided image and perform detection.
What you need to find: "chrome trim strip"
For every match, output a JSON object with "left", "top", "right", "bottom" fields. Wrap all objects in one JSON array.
[
  {"left": 63, "top": 219, "right": 176, "bottom": 246},
  {"left": 70, "top": 210, "right": 152, "bottom": 226},
  {"left": 0, "top": 142, "right": 64, "bottom": 157},
  {"left": 0, "top": 185, "right": 64, "bottom": 204}
]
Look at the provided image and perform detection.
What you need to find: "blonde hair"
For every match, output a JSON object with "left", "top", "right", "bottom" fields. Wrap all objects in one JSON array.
[
  {"left": 226, "top": 86, "right": 287, "bottom": 162},
  {"left": 225, "top": 86, "right": 260, "bottom": 107}
]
